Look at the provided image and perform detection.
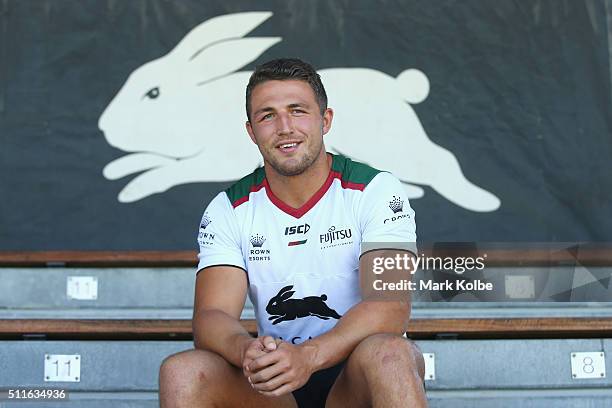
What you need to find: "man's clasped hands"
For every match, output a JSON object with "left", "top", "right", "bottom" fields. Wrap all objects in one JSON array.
[{"left": 241, "top": 335, "right": 317, "bottom": 397}]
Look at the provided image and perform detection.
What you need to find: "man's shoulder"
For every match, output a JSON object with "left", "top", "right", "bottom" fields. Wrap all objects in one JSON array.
[
  {"left": 330, "top": 153, "right": 386, "bottom": 191},
  {"left": 224, "top": 166, "right": 266, "bottom": 208}
]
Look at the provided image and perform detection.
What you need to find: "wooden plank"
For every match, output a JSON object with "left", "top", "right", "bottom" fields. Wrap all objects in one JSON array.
[
  {"left": 0, "top": 319, "right": 256, "bottom": 340},
  {"left": 1, "top": 318, "right": 611, "bottom": 340},
  {"left": 2, "top": 247, "right": 612, "bottom": 266},
  {"left": 407, "top": 317, "right": 612, "bottom": 339},
  {"left": 0, "top": 251, "right": 197, "bottom": 267}
]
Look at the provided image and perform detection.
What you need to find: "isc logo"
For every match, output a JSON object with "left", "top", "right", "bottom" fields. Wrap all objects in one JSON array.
[{"left": 284, "top": 224, "right": 310, "bottom": 235}]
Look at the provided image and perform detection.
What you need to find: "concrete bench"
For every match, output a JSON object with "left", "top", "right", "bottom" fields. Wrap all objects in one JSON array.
[{"left": 1, "top": 250, "right": 611, "bottom": 407}]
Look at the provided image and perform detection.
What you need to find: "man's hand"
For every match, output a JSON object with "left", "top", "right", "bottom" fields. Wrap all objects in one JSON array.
[
  {"left": 241, "top": 336, "right": 280, "bottom": 378},
  {"left": 246, "top": 342, "right": 316, "bottom": 397}
]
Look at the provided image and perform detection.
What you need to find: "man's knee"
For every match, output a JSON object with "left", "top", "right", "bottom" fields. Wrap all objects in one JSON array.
[
  {"left": 159, "top": 349, "right": 226, "bottom": 391},
  {"left": 351, "top": 334, "right": 425, "bottom": 381}
]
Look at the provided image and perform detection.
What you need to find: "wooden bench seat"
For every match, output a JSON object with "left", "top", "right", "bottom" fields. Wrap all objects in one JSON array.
[
  {"left": 2, "top": 246, "right": 612, "bottom": 267},
  {"left": 1, "top": 317, "right": 611, "bottom": 340}
]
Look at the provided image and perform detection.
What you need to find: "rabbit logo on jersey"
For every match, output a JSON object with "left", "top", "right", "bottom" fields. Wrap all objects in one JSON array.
[
  {"left": 266, "top": 285, "right": 342, "bottom": 325},
  {"left": 98, "top": 12, "right": 501, "bottom": 213}
]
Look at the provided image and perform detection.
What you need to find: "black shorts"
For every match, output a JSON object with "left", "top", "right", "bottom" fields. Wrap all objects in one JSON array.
[{"left": 292, "top": 363, "right": 345, "bottom": 408}]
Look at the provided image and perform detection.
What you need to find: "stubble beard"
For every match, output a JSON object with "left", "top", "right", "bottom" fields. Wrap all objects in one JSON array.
[{"left": 265, "top": 139, "right": 324, "bottom": 177}]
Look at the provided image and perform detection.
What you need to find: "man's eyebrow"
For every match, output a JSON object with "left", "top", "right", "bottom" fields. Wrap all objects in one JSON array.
[
  {"left": 253, "top": 102, "right": 310, "bottom": 117},
  {"left": 288, "top": 103, "right": 308, "bottom": 109}
]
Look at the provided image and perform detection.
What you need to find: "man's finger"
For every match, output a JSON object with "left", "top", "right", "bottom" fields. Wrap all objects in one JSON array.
[
  {"left": 252, "top": 371, "right": 291, "bottom": 392},
  {"left": 248, "top": 349, "right": 282, "bottom": 372},
  {"left": 258, "top": 382, "right": 295, "bottom": 398},
  {"left": 243, "top": 357, "right": 254, "bottom": 373},
  {"left": 244, "top": 347, "right": 266, "bottom": 361},
  {"left": 249, "top": 361, "right": 287, "bottom": 384},
  {"left": 261, "top": 335, "right": 277, "bottom": 351},
  {"left": 243, "top": 350, "right": 266, "bottom": 371}
]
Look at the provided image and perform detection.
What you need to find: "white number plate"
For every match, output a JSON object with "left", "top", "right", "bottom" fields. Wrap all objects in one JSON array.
[
  {"left": 423, "top": 353, "right": 435, "bottom": 381},
  {"left": 571, "top": 352, "right": 606, "bottom": 379},
  {"left": 44, "top": 354, "right": 81, "bottom": 382},
  {"left": 67, "top": 276, "right": 98, "bottom": 300},
  {"left": 505, "top": 275, "right": 535, "bottom": 299}
]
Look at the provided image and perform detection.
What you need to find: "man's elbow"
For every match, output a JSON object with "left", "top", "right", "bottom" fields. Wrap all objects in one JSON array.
[
  {"left": 191, "top": 309, "right": 213, "bottom": 350},
  {"left": 192, "top": 316, "right": 205, "bottom": 349},
  {"left": 369, "top": 300, "right": 411, "bottom": 334}
]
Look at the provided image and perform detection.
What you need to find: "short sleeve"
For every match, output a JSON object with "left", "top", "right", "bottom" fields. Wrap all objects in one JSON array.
[
  {"left": 358, "top": 172, "right": 417, "bottom": 254},
  {"left": 196, "top": 192, "right": 246, "bottom": 274}
]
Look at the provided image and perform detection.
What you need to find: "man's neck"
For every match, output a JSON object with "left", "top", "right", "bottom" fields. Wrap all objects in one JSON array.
[{"left": 265, "top": 152, "right": 332, "bottom": 209}]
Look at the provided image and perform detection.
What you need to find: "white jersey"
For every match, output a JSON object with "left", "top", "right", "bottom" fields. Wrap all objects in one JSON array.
[{"left": 196, "top": 153, "right": 416, "bottom": 344}]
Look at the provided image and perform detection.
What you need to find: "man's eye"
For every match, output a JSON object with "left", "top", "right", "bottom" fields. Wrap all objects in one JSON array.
[
  {"left": 292, "top": 109, "right": 304, "bottom": 114},
  {"left": 261, "top": 113, "right": 273, "bottom": 121}
]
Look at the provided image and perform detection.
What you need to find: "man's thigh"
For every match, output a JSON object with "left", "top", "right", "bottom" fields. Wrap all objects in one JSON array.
[
  {"left": 161, "top": 349, "right": 297, "bottom": 408},
  {"left": 323, "top": 360, "right": 370, "bottom": 408}
]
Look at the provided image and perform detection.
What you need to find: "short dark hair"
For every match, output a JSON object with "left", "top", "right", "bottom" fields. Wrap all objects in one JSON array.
[{"left": 245, "top": 58, "right": 328, "bottom": 121}]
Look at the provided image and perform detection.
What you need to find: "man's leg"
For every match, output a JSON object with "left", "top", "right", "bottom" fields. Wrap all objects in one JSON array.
[
  {"left": 325, "top": 334, "right": 427, "bottom": 408},
  {"left": 159, "top": 349, "right": 298, "bottom": 408}
]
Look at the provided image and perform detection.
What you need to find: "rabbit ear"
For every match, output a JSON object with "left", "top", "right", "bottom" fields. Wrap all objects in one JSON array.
[
  {"left": 171, "top": 12, "right": 274, "bottom": 60},
  {"left": 189, "top": 37, "right": 281, "bottom": 84},
  {"left": 279, "top": 290, "right": 295, "bottom": 301},
  {"left": 278, "top": 285, "right": 294, "bottom": 295}
]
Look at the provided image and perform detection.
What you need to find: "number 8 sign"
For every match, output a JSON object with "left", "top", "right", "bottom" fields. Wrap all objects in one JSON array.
[{"left": 571, "top": 352, "right": 606, "bottom": 379}]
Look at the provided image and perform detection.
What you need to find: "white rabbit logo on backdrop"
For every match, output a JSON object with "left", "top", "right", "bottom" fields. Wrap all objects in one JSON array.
[{"left": 98, "top": 11, "right": 500, "bottom": 212}]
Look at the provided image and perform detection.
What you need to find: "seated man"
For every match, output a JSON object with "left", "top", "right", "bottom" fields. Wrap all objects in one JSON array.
[{"left": 159, "top": 58, "right": 427, "bottom": 408}]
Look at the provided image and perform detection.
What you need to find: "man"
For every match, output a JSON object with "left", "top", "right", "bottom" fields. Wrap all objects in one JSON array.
[{"left": 159, "top": 58, "right": 427, "bottom": 407}]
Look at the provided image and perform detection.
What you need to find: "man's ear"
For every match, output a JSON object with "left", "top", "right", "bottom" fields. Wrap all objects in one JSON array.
[
  {"left": 246, "top": 121, "right": 257, "bottom": 144},
  {"left": 322, "top": 108, "right": 334, "bottom": 135}
]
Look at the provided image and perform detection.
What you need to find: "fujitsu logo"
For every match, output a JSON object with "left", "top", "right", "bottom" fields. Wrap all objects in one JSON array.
[
  {"left": 319, "top": 226, "right": 352, "bottom": 245},
  {"left": 389, "top": 196, "right": 404, "bottom": 214},
  {"left": 250, "top": 234, "right": 266, "bottom": 248}
]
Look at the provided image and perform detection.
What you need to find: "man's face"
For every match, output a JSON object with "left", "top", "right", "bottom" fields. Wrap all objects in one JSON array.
[{"left": 246, "top": 80, "right": 333, "bottom": 177}]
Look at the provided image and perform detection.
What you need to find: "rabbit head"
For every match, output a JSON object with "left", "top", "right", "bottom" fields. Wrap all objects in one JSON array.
[
  {"left": 98, "top": 12, "right": 281, "bottom": 159},
  {"left": 266, "top": 285, "right": 296, "bottom": 315}
]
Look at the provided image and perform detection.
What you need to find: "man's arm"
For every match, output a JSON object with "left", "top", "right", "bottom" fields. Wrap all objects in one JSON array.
[{"left": 192, "top": 265, "right": 254, "bottom": 368}]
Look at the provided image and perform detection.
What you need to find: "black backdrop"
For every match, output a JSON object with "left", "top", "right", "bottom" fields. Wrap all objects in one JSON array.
[{"left": 1, "top": 0, "right": 611, "bottom": 250}]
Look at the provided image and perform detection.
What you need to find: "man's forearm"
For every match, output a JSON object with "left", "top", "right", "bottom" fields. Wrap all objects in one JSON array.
[
  {"left": 300, "top": 300, "right": 410, "bottom": 371},
  {"left": 193, "top": 309, "right": 253, "bottom": 367}
]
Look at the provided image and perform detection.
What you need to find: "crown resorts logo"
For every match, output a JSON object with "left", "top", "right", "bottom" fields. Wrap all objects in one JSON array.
[
  {"left": 384, "top": 196, "right": 411, "bottom": 224},
  {"left": 250, "top": 234, "right": 266, "bottom": 247},
  {"left": 197, "top": 213, "right": 214, "bottom": 246},
  {"left": 200, "top": 213, "right": 211, "bottom": 229},
  {"left": 249, "top": 234, "right": 270, "bottom": 261},
  {"left": 389, "top": 196, "right": 404, "bottom": 214}
]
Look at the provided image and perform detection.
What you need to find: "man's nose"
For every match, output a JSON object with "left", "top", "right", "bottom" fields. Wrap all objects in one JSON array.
[{"left": 276, "top": 112, "right": 294, "bottom": 135}]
